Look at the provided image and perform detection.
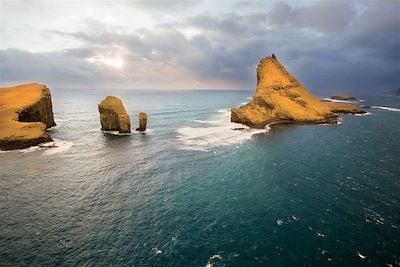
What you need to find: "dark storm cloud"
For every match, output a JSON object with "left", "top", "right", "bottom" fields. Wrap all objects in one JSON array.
[
  {"left": 268, "top": 1, "right": 356, "bottom": 34},
  {"left": 1, "top": 0, "right": 399, "bottom": 92}
]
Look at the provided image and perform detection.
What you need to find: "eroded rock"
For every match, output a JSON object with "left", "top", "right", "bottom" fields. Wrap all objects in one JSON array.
[
  {"left": 136, "top": 112, "right": 147, "bottom": 132},
  {"left": 98, "top": 96, "right": 131, "bottom": 134}
]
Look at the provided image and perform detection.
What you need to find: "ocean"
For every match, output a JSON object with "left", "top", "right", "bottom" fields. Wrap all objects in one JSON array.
[{"left": 0, "top": 90, "right": 399, "bottom": 266}]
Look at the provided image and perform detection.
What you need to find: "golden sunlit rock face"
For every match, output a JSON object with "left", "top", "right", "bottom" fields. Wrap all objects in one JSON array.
[
  {"left": 0, "top": 83, "right": 56, "bottom": 150},
  {"left": 231, "top": 55, "right": 363, "bottom": 128},
  {"left": 98, "top": 96, "right": 131, "bottom": 133}
]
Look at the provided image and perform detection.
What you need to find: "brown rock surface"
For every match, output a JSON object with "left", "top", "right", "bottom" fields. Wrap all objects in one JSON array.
[
  {"left": 98, "top": 96, "right": 131, "bottom": 133},
  {"left": 231, "top": 55, "right": 364, "bottom": 128},
  {"left": 135, "top": 112, "right": 147, "bottom": 132},
  {"left": 0, "top": 83, "right": 56, "bottom": 150}
]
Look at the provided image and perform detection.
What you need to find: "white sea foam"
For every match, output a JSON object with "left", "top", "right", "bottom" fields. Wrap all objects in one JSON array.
[
  {"left": 177, "top": 108, "right": 269, "bottom": 150},
  {"left": 205, "top": 255, "right": 223, "bottom": 267},
  {"left": 355, "top": 112, "right": 372, "bottom": 116},
  {"left": 19, "top": 146, "right": 42, "bottom": 154},
  {"left": 152, "top": 247, "right": 162, "bottom": 255},
  {"left": 193, "top": 119, "right": 222, "bottom": 124},
  {"left": 370, "top": 106, "right": 400, "bottom": 112},
  {"left": 42, "top": 140, "right": 74, "bottom": 155},
  {"left": 217, "top": 109, "right": 228, "bottom": 113},
  {"left": 0, "top": 139, "right": 74, "bottom": 155},
  {"left": 101, "top": 130, "right": 132, "bottom": 136},
  {"left": 323, "top": 98, "right": 357, "bottom": 103},
  {"left": 357, "top": 251, "right": 367, "bottom": 259}
]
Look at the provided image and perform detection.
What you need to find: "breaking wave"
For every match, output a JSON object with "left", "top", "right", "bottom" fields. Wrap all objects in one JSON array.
[
  {"left": 0, "top": 139, "right": 74, "bottom": 155},
  {"left": 355, "top": 112, "right": 372, "bottom": 116},
  {"left": 370, "top": 106, "right": 400, "bottom": 112},
  {"left": 177, "top": 108, "right": 269, "bottom": 150},
  {"left": 42, "top": 140, "right": 74, "bottom": 155},
  {"left": 323, "top": 98, "right": 357, "bottom": 103}
]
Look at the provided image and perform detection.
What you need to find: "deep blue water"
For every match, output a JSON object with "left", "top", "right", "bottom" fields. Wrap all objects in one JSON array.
[{"left": 0, "top": 90, "right": 399, "bottom": 266}]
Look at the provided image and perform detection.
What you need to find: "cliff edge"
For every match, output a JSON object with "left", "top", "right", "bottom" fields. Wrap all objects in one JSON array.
[
  {"left": 0, "top": 83, "right": 56, "bottom": 150},
  {"left": 231, "top": 55, "right": 363, "bottom": 128}
]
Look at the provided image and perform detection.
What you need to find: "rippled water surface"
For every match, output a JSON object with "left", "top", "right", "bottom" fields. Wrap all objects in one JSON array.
[{"left": 0, "top": 90, "right": 399, "bottom": 266}]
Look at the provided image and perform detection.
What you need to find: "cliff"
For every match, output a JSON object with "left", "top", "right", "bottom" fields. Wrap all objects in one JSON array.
[
  {"left": 0, "top": 83, "right": 56, "bottom": 150},
  {"left": 98, "top": 96, "right": 131, "bottom": 133},
  {"left": 231, "top": 55, "right": 364, "bottom": 128}
]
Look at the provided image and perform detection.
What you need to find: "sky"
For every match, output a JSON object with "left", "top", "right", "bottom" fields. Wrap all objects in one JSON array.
[{"left": 0, "top": 0, "right": 399, "bottom": 93}]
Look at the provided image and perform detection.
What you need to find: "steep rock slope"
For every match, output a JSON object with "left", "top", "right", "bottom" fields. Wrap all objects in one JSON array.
[{"left": 231, "top": 55, "right": 363, "bottom": 128}]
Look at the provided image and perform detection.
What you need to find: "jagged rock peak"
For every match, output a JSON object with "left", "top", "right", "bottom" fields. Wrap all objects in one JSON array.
[{"left": 231, "top": 55, "right": 364, "bottom": 128}]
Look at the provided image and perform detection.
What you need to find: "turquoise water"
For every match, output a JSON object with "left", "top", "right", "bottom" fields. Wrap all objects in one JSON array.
[{"left": 0, "top": 90, "right": 399, "bottom": 266}]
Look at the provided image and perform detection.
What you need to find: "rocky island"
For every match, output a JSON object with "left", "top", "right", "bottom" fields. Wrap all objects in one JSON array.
[
  {"left": 330, "top": 93, "right": 357, "bottom": 101},
  {"left": 0, "top": 83, "right": 56, "bottom": 150},
  {"left": 136, "top": 112, "right": 147, "bottom": 132},
  {"left": 231, "top": 55, "right": 364, "bottom": 128},
  {"left": 98, "top": 96, "right": 131, "bottom": 134}
]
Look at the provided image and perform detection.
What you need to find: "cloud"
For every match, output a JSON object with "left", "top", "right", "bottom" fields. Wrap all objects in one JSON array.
[
  {"left": 1, "top": 0, "right": 399, "bottom": 92},
  {"left": 268, "top": 1, "right": 356, "bottom": 34}
]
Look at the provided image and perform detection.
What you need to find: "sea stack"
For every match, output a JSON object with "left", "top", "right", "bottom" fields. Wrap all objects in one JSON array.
[
  {"left": 330, "top": 93, "right": 357, "bottom": 101},
  {"left": 136, "top": 112, "right": 147, "bottom": 132},
  {"left": 0, "top": 83, "right": 56, "bottom": 150},
  {"left": 98, "top": 96, "right": 131, "bottom": 134},
  {"left": 231, "top": 55, "right": 363, "bottom": 128}
]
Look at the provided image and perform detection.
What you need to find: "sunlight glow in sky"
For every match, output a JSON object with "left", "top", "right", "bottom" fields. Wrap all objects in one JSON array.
[
  {"left": 87, "top": 53, "right": 124, "bottom": 69},
  {"left": 0, "top": 0, "right": 399, "bottom": 91}
]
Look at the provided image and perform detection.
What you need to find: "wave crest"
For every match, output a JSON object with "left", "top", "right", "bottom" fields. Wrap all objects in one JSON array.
[{"left": 177, "top": 108, "right": 269, "bottom": 150}]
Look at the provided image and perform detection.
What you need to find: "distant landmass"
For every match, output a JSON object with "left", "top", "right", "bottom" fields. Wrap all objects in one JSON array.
[{"left": 389, "top": 88, "right": 400, "bottom": 96}]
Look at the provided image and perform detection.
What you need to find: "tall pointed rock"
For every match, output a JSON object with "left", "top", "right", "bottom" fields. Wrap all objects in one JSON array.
[{"left": 231, "top": 55, "right": 363, "bottom": 128}]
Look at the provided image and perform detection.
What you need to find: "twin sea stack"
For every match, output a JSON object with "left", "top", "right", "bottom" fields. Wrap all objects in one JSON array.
[
  {"left": 0, "top": 83, "right": 56, "bottom": 150},
  {"left": 98, "top": 96, "right": 148, "bottom": 134},
  {"left": 231, "top": 55, "right": 364, "bottom": 128}
]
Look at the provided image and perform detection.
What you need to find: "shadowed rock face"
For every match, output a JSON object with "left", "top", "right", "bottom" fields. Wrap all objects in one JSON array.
[
  {"left": 98, "top": 96, "right": 131, "bottom": 133},
  {"left": 0, "top": 83, "right": 56, "bottom": 150},
  {"left": 231, "top": 55, "right": 363, "bottom": 128},
  {"left": 136, "top": 112, "right": 147, "bottom": 132}
]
